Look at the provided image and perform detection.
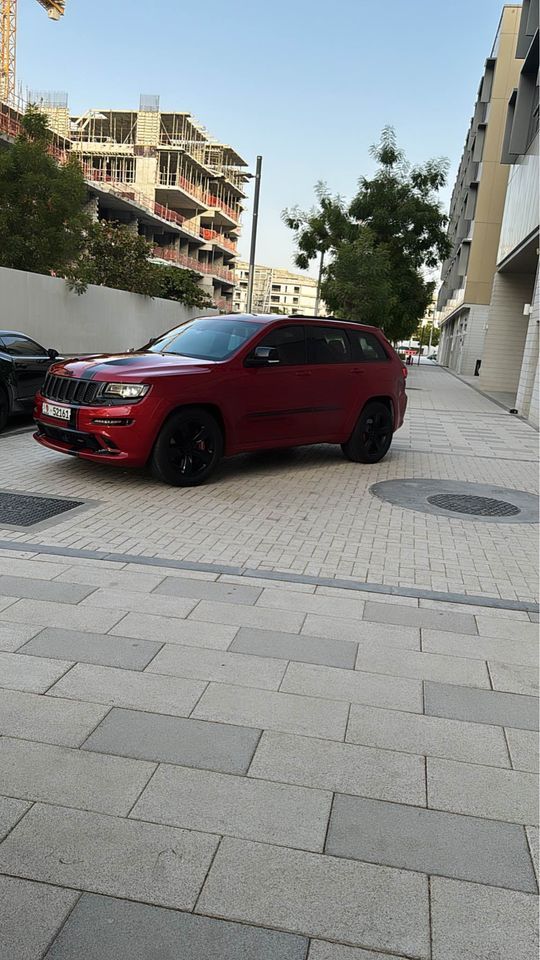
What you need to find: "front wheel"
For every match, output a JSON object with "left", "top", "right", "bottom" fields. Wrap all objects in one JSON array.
[
  {"left": 150, "top": 407, "right": 223, "bottom": 486},
  {"left": 341, "top": 401, "right": 393, "bottom": 464}
]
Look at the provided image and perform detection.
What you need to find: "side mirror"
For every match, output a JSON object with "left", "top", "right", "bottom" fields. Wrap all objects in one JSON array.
[
  {"left": 245, "top": 345, "right": 280, "bottom": 367},
  {"left": 47, "top": 348, "right": 59, "bottom": 360}
]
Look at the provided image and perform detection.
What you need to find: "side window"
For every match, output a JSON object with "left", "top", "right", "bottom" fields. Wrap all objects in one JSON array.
[
  {"left": 1, "top": 335, "right": 46, "bottom": 357},
  {"left": 254, "top": 325, "right": 306, "bottom": 365},
  {"left": 349, "top": 331, "right": 388, "bottom": 362},
  {"left": 307, "top": 326, "right": 351, "bottom": 364}
]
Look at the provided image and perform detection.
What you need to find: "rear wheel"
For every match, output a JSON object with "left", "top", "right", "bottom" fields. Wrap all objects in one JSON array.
[
  {"left": 150, "top": 407, "right": 223, "bottom": 486},
  {"left": 341, "top": 401, "right": 393, "bottom": 464},
  {"left": 0, "top": 387, "right": 9, "bottom": 433}
]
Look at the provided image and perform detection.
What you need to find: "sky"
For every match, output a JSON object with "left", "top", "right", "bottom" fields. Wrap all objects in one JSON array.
[{"left": 19, "top": 0, "right": 508, "bottom": 274}]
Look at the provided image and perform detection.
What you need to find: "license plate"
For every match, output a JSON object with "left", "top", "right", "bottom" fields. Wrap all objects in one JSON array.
[{"left": 42, "top": 402, "right": 71, "bottom": 422}]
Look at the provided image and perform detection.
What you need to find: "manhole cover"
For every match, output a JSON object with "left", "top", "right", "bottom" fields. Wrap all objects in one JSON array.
[
  {"left": 427, "top": 494, "right": 520, "bottom": 517},
  {"left": 0, "top": 492, "right": 84, "bottom": 528},
  {"left": 370, "top": 479, "right": 538, "bottom": 524}
]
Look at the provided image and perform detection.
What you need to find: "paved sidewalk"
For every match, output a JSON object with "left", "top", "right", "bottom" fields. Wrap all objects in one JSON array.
[
  {"left": 0, "top": 366, "right": 538, "bottom": 602},
  {"left": 0, "top": 550, "right": 538, "bottom": 958}
]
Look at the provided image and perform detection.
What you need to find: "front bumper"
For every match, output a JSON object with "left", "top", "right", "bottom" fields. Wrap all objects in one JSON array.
[{"left": 33, "top": 394, "right": 157, "bottom": 467}]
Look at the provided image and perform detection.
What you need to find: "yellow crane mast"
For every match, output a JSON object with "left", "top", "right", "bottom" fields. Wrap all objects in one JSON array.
[{"left": 1, "top": 0, "right": 65, "bottom": 105}]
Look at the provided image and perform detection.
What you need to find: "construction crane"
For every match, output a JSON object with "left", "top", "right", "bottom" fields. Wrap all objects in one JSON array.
[{"left": 1, "top": 0, "right": 65, "bottom": 105}]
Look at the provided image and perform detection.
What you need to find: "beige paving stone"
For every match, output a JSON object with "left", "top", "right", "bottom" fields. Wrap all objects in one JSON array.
[
  {"left": 145, "top": 643, "right": 287, "bottom": 690},
  {"left": 109, "top": 612, "right": 237, "bottom": 650},
  {"left": 281, "top": 661, "right": 423, "bottom": 713},
  {"left": 422, "top": 628, "right": 539, "bottom": 666},
  {"left": 0, "top": 622, "right": 43, "bottom": 652},
  {"left": 301, "top": 614, "right": 420, "bottom": 649},
  {"left": 0, "top": 650, "right": 72, "bottom": 694},
  {"left": 354, "top": 642, "right": 490, "bottom": 687},
  {"left": 0, "top": 876, "right": 80, "bottom": 960},
  {"left": 427, "top": 756, "right": 539, "bottom": 825},
  {"left": 0, "top": 687, "right": 108, "bottom": 747},
  {"left": 189, "top": 600, "right": 306, "bottom": 634},
  {"left": 475, "top": 616, "right": 539, "bottom": 642},
  {"left": 256, "top": 587, "right": 366, "bottom": 619},
  {"left": 0, "top": 598, "right": 125, "bottom": 633},
  {"left": 505, "top": 728, "right": 539, "bottom": 773},
  {"left": 488, "top": 660, "right": 539, "bottom": 696},
  {"left": 80, "top": 588, "right": 198, "bottom": 620}
]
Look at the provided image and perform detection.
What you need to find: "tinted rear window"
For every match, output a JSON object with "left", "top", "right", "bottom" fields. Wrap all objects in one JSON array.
[
  {"left": 348, "top": 331, "right": 388, "bottom": 362},
  {"left": 307, "top": 327, "right": 351, "bottom": 364}
]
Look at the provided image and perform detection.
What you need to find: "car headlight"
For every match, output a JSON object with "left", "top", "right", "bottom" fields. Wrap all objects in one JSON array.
[{"left": 102, "top": 383, "right": 150, "bottom": 399}]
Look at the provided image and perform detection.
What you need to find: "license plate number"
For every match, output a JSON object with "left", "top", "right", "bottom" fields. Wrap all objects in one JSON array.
[{"left": 43, "top": 402, "right": 71, "bottom": 422}]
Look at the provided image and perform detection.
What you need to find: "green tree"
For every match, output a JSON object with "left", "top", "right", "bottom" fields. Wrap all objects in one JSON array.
[
  {"left": 0, "top": 106, "right": 89, "bottom": 275},
  {"left": 283, "top": 128, "right": 451, "bottom": 342},
  {"left": 156, "top": 264, "right": 213, "bottom": 308},
  {"left": 68, "top": 220, "right": 160, "bottom": 296}
]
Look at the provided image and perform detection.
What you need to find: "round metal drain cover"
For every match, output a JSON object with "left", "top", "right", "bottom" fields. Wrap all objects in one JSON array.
[
  {"left": 426, "top": 494, "right": 520, "bottom": 517},
  {"left": 370, "top": 479, "right": 538, "bottom": 524}
]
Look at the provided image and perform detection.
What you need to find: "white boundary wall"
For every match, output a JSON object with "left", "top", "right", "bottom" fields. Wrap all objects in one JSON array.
[{"left": 0, "top": 267, "right": 216, "bottom": 355}]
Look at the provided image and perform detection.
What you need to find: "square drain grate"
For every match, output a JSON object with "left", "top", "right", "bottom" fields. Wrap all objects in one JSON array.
[{"left": 0, "top": 491, "right": 84, "bottom": 528}]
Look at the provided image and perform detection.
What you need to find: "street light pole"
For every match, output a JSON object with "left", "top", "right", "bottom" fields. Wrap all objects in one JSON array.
[{"left": 246, "top": 155, "right": 262, "bottom": 314}]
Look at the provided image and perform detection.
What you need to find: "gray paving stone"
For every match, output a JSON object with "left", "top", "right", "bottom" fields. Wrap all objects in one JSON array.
[
  {"left": 308, "top": 944, "right": 401, "bottom": 960},
  {"left": 424, "top": 680, "right": 539, "bottom": 731},
  {"left": 193, "top": 682, "right": 349, "bottom": 741},
  {"left": 196, "top": 837, "right": 430, "bottom": 958},
  {"left": 363, "top": 600, "right": 477, "bottom": 635},
  {"left": 0, "top": 598, "right": 125, "bottom": 632},
  {"left": 222, "top": 574, "right": 316, "bottom": 593},
  {"left": 0, "top": 736, "right": 155, "bottom": 816},
  {"left": 0, "top": 574, "right": 95, "bottom": 604},
  {"left": 0, "top": 622, "right": 44, "bottom": 652},
  {"left": 82, "top": 706, "right": 261, "bottom": 774},
  {"left": 0, "top": 875, "right": 79, "bottom": 960},
  {"left": 230, "top": 626, "right": 358, "bottom": 669},
  {"left": 0, "top": 556, "right": 70, "bottom": 579},
  {"left": 505, "top": 728, "right": 539, "bottom": 772},
  {"left": 248, "top": 731, "right": 425, "bottom": 806},
  {"left": 419, "top": 599, "right": 530, "bottom": 619},
  {"left": 422, "top": 628, "right": 539, "bottom": 666},
  {"left": 0, "top": 795, "right": 31, "bottom": 840},
  {"left": 110, "top": 612, "right": 237, "bottom": 650},
  {"left": 326, "top": 794, "right": 537, "bottom": 893},
  {"left": 280, "top": 662, "right": 423, "bottom": 713},
  {"left": 131, "top": 763, "right": 332, "bottom": 852},
  {"left": 0, "top": 803, "right": 219, "bottom": 910},
  {"left": 0, "top": 651, "right": 72, "bottom": 694},
  {"left": 475, "top": 615, "right": 539, "bottom": 642},
  {"left": 44, "top": 893, "right": 309, "bottom": 960},
  {"left": 54, "top": 565, "right": 166, "bottom": 591},
  {"left": 488, "top": 660, "right": 539, "bottom": 696},
  {"left": 428, "top": 756, "right": 539, "bottom": 825},
  {"left": 0, "top": 687, "right": 108, "bottom": 746},
  {"left": 431, "top": 876, "right": 539, "bottom": 960},
  {"left": 189, "top": 599, "right": 306, "bottom": 634},
  {"left": 301, "top": 614, "right": 420, "bottom": 650},
  {"left": 529, "top": 612, "right": 539, "bottom": 623},
  {"left": 354, "top": 642, "right": 490, "bottom": 687},
  {"left": 154, "top": 577, "right": 262, "bottom": 605},
  {"left": 0, "top": 595, "right": 17, "bottom": 612},
  {"left": 48, "top": 662, "right": 206, "bottom": 716},
  {"left": 19, "top": 627, "right": 162, "bottom": 670},
  {"left": 256, "top": 587, "right": 366, "bottom": 619},
  {"left": 346, "top": 703, "right": 510, "bottom": 766},
  {"left": 526, "top": 826, "right": 539, "bottom": 880},
  {"left": 145, "top": 643, "right": 287, "bottom": 690},
  {"left": 81, "top": 588, "right": 198, "bottom": 620}
]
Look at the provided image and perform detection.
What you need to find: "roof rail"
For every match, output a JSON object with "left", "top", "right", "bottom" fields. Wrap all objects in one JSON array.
[{"left": 286, "top": 314, "right": 337, "bottom": 321}]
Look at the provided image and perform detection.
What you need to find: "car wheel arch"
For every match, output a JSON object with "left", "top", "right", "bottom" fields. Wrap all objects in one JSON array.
[{"left": 153, "top": 402, "right": 227, "bottom": 451}]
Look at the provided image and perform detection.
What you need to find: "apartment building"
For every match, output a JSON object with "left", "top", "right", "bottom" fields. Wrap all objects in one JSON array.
[
  {"left": 233, "top": 261, "right": 325, "bottom": 315},
  {"left": 13, "top": 93, "right": 249, "bottom": 310},
  {"left": 436, "top": 6, "right": 523, "bottom": 375},
  {"left": 478, "top": 0, "right": 539, "bottom": 425}
]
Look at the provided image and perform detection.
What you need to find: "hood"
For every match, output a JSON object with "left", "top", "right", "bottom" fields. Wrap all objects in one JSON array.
[{"left": 50, "top": 352, "right": 217, "bottom": 382}]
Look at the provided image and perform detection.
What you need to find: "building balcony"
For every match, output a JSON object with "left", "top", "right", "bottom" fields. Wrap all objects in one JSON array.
[
  {"left": 151, "top": 247, "right": 235, "bottom": 283},
  {"left": 200, "top": 228, "right": 237, "bottom": 256}
]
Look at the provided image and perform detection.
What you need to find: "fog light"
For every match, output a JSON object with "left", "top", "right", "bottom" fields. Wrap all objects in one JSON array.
[{"left": 91, "top": 417, "right": 133, "bottom": 426}]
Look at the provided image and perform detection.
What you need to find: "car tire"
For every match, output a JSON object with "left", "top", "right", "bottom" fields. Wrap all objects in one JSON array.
[
  {"left": 150, "top": 407, "right": 223, "bottom": 486},
  {"left": 0, "top": 387, "right": 9, "bottom": 433},
  {"left": 341, "top": 401, "right": 393, "bottom": 464}
]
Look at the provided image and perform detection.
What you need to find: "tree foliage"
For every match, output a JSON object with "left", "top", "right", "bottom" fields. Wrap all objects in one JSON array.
[
  {"left": 0, "top": 106, "right": 90, "bottom": 275},
  {"left": 156, "top": 264, "right": 213, "bottom": 308},
  {"left": 283, "top": 128, "right": 451, "bottom": 341}
]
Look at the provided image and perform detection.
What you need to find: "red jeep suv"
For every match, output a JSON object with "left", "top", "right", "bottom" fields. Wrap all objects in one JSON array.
[{"left": 34, "top": 314, "right": 407, "bottom": 486}]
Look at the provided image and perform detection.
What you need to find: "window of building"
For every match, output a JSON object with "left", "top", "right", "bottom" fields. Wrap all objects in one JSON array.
[
  {"left": 240, "top": 281, "right": 248, "bottom": 288},
  {"left": 293, "top": 297, "right": 299, "bottom": 304},
  {"left": 271, "top": 284, "right": 281, "bottom": 291},
  {"left": 293, "top": 286, "right": 300, "bottom": 293}
]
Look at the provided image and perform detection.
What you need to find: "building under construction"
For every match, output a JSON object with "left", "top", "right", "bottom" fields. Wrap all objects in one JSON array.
[
  {"left": 234, "top": 261, "right": 325, "bottom": 316},
  {"left": 0, "top": 91, "right": 249, "bottom": 309}
]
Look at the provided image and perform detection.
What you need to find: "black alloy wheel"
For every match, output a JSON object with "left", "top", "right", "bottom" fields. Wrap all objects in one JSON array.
[
  {"left": 151, "top": 407, "right": 223, "bottom": 486},
  {"left": 341, "top": 401, "right": 393, "bottom": 464}
]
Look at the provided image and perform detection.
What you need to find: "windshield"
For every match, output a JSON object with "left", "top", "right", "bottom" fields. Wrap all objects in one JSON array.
[{"left": 145, "top": 318, "right": 263, "bottom": 361}]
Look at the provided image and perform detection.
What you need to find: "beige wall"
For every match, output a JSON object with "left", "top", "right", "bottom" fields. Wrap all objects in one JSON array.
[
  {"left": 464, "top": 6, "right": 523, "bottom": 306},
  {"left": 0, "top": 267, "right": 213, "bottom": 355},
  {"left": 516, "top": 269, "right": 540, "bottom": 421},
  {"left": 479, "top": 271, "right": 535, "bottom": 393}
]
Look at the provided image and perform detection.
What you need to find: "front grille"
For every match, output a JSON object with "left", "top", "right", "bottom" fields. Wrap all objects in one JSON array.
[
  {"left": 42, "top": 374, "right": 102, "bottom": 405},
  {"left": 37, "top": 423, "right": 102, "bottom": 452}
]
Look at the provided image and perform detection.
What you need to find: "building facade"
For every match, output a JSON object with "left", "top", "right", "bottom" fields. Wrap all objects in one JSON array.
[
  {"left": 0, "top": 93, "right": 249, "bottom": 310},
  {"left": 478, "top": 0, "right": 539, "bottom": 425},
  {"left": 233, "top": 261, "right": 325, "bottom": 315},
  {"left": 436, "top": 6, "right": 523, "bottom": 375}
]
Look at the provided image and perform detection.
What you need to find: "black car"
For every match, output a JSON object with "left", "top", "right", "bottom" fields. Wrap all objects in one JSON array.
[{"left": 0, "top": 331, "right": 60, "bottom": 431}]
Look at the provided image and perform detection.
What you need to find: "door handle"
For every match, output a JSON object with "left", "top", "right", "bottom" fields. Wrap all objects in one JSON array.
[
  {"left": 295, "top": 370, "right": 312, "bottom": 377},
  {"left": 350, "top": 367, "right": 365, "bottom": 374}
]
